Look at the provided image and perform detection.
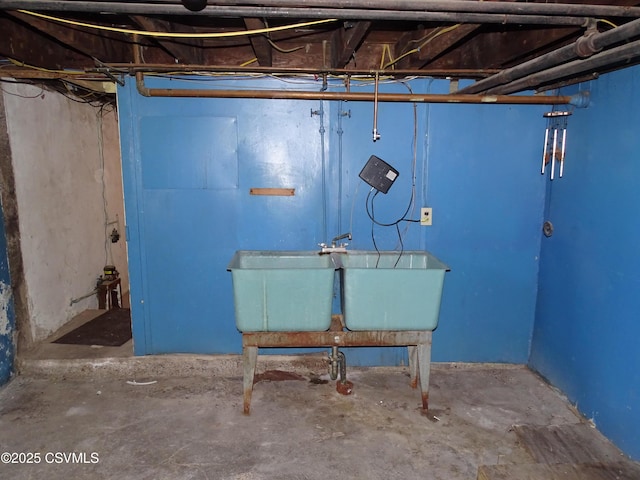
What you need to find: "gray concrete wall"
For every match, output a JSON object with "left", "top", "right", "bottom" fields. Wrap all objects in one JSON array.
[{"left": 1, "top": 83, "right": 127, "bottom": 342}]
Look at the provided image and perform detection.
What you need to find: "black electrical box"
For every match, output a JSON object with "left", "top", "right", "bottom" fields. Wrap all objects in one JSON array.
[{"left": 358, "top": 155, "right": 399, "bottom": 194}]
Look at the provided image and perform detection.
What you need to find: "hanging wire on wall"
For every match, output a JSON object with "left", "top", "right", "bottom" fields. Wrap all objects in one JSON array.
[{"left": 541, "top": 109, "right": 572, "bottom": 180}]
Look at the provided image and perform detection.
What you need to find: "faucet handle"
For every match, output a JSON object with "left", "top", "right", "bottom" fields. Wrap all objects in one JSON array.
[{"left": 331, "top": 232, "right": 352, "bottom": 245}]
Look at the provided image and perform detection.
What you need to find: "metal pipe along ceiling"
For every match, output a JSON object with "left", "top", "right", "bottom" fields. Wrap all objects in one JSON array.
[
  {"left": 198, "top": 0, "right": 640, "bottom": 18},
  {"left": 134, "top": 71, "right": 587, "bottom": 105},
  {"left": 459, "top": 17, "right": 640, "bottom": 94},
  {"left": 0, "top": 2, "right": 592, "bottom": 26},
  {"left": 4, "top": 0, "right": 640, "bottom": 18},
  {"left": 487, "top": 38, "right": 640, "bottom": 95},
  {"left": 129, "top": 37, "right": 586, "bottom": 105}
]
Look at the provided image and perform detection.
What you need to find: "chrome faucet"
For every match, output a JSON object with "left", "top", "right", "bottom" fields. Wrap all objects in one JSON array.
[
  {"left": 319, "top": 232, "right": 352, "bottom": 254},
  {"left": 331, "top": 232, "right": 352, "bottom": 247}
]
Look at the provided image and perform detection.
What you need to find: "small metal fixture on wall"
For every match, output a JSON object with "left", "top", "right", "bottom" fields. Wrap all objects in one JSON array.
[
  {"left": 541, "top": 109, "right": 572, "bottom": 180},
  {"left": 372, "top": 72, "right": 381, "bottom": 142}
]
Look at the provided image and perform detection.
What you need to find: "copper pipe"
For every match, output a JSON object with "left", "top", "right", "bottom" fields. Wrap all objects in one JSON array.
[
  {"left": 135, "top": 72, "right": 575, "bottom": 104},
  {"left": 372, "top": 72, "right": 380, "bottom": 141},
  {"left": 132, "top": 39, "right": 577, "bottom": 105}
]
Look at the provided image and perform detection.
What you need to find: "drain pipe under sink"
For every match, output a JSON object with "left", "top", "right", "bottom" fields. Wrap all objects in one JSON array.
[{"left": 329, "top": 346, "right": 354, "bottom": 395}]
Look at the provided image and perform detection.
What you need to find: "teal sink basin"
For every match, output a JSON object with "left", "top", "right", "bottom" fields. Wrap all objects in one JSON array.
[
  {"left": 228, "top": 251, "right": 337, "bottom": 332},
  {"left": 340, "top": 251, "right": 449, "bottom": 331}
]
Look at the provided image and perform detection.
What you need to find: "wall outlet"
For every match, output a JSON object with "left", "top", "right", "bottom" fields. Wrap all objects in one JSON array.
[{"left": 420, "top": 207, "right": 432, "bottom": 226}]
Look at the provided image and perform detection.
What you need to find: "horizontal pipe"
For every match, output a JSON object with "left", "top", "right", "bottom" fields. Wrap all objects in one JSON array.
[
  {"left": 591, "top": 19, "right": 640, "bottom": 51},
  {"left": 199, "top": 0, "right": 640, "bottom": 18},
  {"left": 0, "top": 2, "right": 590, "bottom": 25},
  {"left": 102, "top": 62, "right": 499, "bottom": 77},
  {"left": 97, "top": 8, "right": 589, "bottom": 27},
  {"left": 460, "top": 17, "right": 640, "bottom": 94},
  {"left": 5, "top": 0, "right": 640, "bottom": 18},
  {"left": 69, "top": 289, "right": 98, "bottom": 306},
  {"left": 535, "top": 72, "right": 600, "bottom": 93},
  {"left": 134, "top": 71, "right": 580, "bottom": 105},
  {"left": 488, "top": 38, "right": 640, "bottom": 94}
]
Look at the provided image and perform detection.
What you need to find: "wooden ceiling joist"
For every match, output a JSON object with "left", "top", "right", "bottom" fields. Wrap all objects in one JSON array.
[
  {"left": 3, "top": 10, "right": 126, "bottom": 67},
  {"left": 331, "top": 21, "right": 372, "bottom": 68},
  {"left": 130, "top": 15, "right": 204, "bottom": 65},
  {"left": 243, "top": 18, "right": 273, "bottom": 67},
  {"left": 395, "top": 24, "right": 482, "bottom": 70}
]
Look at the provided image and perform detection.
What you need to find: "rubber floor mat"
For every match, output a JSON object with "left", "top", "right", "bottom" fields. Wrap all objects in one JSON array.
[{"left": 53, "top": 308, "right": 131, "bottom": 347}]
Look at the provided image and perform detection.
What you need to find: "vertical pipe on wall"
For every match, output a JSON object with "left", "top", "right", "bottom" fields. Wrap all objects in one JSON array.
[
  {"left": 372, "top": 73, "right": 381, "bottom": 142},
  {"left": 318, "top": 78, "right": 328, "bottom": 242},
  {"left": 337, "top": 100, "right": 345, "bottom": 234},
  {"left": 421, "top": 80, "right": 434, "bottom": 250}
]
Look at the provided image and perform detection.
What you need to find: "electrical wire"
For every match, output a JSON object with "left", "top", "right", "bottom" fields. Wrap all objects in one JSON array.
[
  {"left": 0, "top": 76, "right": 114, "bottom": 107},
  {"left": 379, "top": 44, "right": 393, "bottom": 70},
  {"left": 365, "top": 189, "right": 417, "bottom": 228},
  {"left": 349, "top": 180, "right": 361, "bottom": 239},
  {"left": 366, "top": 188, "right": 420, "bottom": 267},
  {"left": 239, "top": 57, "right": 258, "bottom": 67},
  {"left": 266, "top": 37, "right": 305, "bottom": 53},
  {"left": 363, "top": 81, "right": 421, "bottom": 268},
  {"left": 17, "top": 10, "right": 338, "bottom": 39},
  {"left": 96, "top": 109, "right": 111, "bottom": 267},
  {"left": 137, "top": 72, "right": 409, "bottom": 89},
  {"left": 395, "top": 81, "right": 419, "bottom": 247},
  {"left": 258, "top": 18, "right": 307, "bottom": 53},
  {"left": 395, "top": 223, "right": 404, "bottom": 268},
  {"left": 4, "top": 56, "right": 116, "bottom": 106},
  {"left": 368, "top": 188, "right": 382, "bottom": 266},
  {"left": 597, "top": 18, "right": 618, "bottom": 29},
  {"left": 383, "top": 24, "right": 461, "bottom": 70},
  {"left": 54, "top": 80, "right": 114, "bottom": 107},
  {"left": 6, "top": 57, "right": 86, "bottom": 75}
]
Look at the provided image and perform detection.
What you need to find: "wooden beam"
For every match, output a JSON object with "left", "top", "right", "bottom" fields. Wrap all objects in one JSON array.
[
  {"left": 428, "top": 26, "right": 578, "bottom": 70},
  {"left": 0, "top": 16, "right": 91, "bottom": 69},
  {"left": 130, "top": 16, "right": 203, "bottom": 64},
  {"left": 243, "top": 18, "right": 272, "bottom": 67},
  {"left": 485, "top": 27, "right": 578, "bottom": 69},
  {"left": 0, "top": 66, "right": 109, "bottom": 80},
  {"left": 395, "top": 24, "right": 481, "bottom": 70},
  {"left": 3, "top": 11, "right": 127, "bottom": 67},
  {"left": 331, "top": 21, "right": 371, "bottom": 68}
]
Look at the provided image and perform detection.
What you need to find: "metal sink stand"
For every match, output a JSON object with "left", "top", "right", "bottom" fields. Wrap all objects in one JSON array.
[{"left": 242, "top": 319, "right": 432, "bottom": 414}]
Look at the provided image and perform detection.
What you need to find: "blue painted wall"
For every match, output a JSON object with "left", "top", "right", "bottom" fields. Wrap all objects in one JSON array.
[
  {"left": 0, "top": 202, "right": 16, "bottom": 386},
  {"left": 530, "top": 66, "right": 640, "bottom": 460},
  {"left": 118, "top": 76, "right": 546, "bottom": 364}
]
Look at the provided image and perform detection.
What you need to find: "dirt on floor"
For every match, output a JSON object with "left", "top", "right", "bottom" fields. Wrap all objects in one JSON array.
[{"left": 0, "top": 364, "right": 622, "bottom": 480}]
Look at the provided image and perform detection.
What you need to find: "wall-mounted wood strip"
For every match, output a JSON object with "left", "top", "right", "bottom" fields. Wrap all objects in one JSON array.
[{"left": 250, "top": 188, "right": 295, "bottom": 196}]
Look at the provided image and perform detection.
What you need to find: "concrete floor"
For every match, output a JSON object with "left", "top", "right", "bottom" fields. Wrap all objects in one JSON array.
[{"left": 1, "top": 313, "right": 634, "bottom": 479}]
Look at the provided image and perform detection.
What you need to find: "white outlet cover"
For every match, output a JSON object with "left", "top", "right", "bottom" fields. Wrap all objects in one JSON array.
[{"left": 420, "top": 207, "right": 432, "bottom": 226}]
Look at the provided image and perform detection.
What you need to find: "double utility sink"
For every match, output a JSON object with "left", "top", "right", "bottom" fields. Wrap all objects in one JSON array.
[{"left": 228, "top": 250, "right": 449, "bottom": 333}]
